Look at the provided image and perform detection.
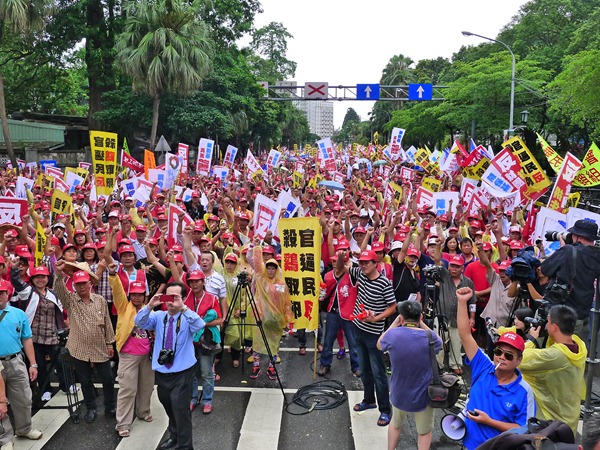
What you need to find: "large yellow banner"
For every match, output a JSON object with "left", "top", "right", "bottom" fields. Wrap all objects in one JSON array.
[
  {"left": 277, "top": 217, "right": 321, "bottom": 331},
  {"left": 573, "top": 143, "right": 600, "bottom": 187},
  {"left": 503, "top": 137, "right": 551, "bottom": 199},
  {"left": 90, "top": 130, "right": 118, "bottom": 197},
  {"left": 51, "top": 189, "right": 72, "bottom": 215},
  {"left": 537, "top": 133, "right": 563, "bottom": 174},
  {"left": 35, "top": 222, "right": 46, "bottom": 267}
]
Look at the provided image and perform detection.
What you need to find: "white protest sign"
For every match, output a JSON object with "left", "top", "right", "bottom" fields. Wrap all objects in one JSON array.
[
  {"left": 253, "top": 194, "right": 281, "bottom": 241},
  {"left": 431, "top": 192, "right": 459, "bottom": 216},
  {"left": 16, "top": 176, "right": 34, "bottom": 198},
  {"left": 65, "top": 172, "right": 85, "bottom": 194},
  {"left": 277, "top": 190, "right": 301, "bottom": 219}
]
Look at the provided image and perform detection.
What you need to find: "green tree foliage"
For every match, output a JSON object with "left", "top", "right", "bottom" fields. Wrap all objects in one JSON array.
[
  {"left": 115, "top": 0, "right": 214, "bottom": 150},
  {"left": 249, "top": 22, "right": 297, "bottom": 81},
  {"left": 342, "top": 108, "right": 361, "bottom": 128},
  {"left": 547, "top": 50, "right": 600, "bottom": 143},
  {"left": 200, "top": 0, "right": 263, "bottom": 47}
]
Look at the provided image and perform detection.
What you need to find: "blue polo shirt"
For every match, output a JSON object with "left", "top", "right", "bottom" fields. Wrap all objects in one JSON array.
[
  {"left": 463, "top": 349, "right": 536, "bottom": 450},
  {"left": 135, "top": 306, "right": 205, "bottom": 374},
  {"left": 0, "top": 305, "right": 32, "bottom": 357}
]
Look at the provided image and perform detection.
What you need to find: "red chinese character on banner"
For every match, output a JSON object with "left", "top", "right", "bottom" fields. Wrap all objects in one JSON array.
[
  {"left": 283, "top": 253, "right": 298, "bottom": 272},
  {"left": 303, "top": 300, "right": 314, "bottom": 321},
  {"left": 105, "top": 151, "right": 115, "bottom": 162}
]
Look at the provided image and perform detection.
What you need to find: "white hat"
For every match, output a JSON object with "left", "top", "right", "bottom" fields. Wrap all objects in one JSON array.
[
  {"left": 359, "top": 209, "right": 370, "bottom": 217},
  {"left": 108, "top": 210, "right": 120, "bottom": 218},
  {"left": 389, "top": 241, "right": 402, "bottom": 252}
]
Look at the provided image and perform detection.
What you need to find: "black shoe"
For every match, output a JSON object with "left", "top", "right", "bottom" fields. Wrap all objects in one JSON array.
[
  {"left": 317, "top": 365, "right": 330, "bottom": 376},
  {"left": 104, "top": 407, "right": 116, "bottom": 417},
  {"left": 84, "top": 409, "right": 97, "bottom": 423},
  {"left": 159, "top": 437, "right": 177, "bottom": 450}
]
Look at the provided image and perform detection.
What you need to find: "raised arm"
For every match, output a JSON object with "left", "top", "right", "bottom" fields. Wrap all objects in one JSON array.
[{"left": 457, "top": 286, "right": 478, "bottom": 361}]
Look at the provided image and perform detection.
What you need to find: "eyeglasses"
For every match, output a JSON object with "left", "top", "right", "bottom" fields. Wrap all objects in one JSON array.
[{"left": 493, "top": 347, "right": 516, "bottom": 361}]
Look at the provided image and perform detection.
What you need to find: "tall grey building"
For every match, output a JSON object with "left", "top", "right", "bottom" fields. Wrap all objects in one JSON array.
[{"left": 293, "top": 101, "right": 334, "bottom": 139}]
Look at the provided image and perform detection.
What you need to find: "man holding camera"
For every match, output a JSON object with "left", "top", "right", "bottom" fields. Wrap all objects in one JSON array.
[
  {"left": 519, "top": 304, "right": 586, "bottom": 434},
  {"left": 541, "top": 219, "right": 600, "bottom": 347},
  {"left": 135, "top": 281, "right": 205, "bottom": 450}
]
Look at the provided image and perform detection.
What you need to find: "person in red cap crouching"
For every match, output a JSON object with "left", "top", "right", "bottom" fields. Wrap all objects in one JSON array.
[
  {"left": 0, "top": 279, "right": 43, "bottom": 447},
  {"left": 107, "top": 266, "right": 154, "bottom": 438},
  {"left": 53, "top": 261, "right": 116, "bottom": 424},
  {"left": 9, "top": 263, "right": 70, "bottom": 402},
  {"left": 457, "top": 286, "right": 536, "bottom": 450}
]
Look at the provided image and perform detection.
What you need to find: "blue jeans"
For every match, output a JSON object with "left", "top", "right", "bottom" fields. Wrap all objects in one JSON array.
[
  {"left": 353, "top": 325, "right": 391, "bottom": 415},
  {"left": 191, "top": 347, "right": 214, "bottom": 406},
  {"left": 320, "top": 312, "right": 359, "bottom": 371}
]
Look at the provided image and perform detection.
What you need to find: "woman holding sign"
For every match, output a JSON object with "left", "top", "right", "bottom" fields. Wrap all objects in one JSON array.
[{"left": 249, "top": 237, "right": 292, "bottom": 380}]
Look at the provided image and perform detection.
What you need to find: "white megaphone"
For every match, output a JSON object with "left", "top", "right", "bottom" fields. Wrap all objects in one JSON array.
[{"left": 440, "top": 411, "right": 467, "bottom": 441}]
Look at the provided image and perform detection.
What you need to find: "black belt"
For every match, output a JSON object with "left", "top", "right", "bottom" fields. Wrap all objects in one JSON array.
[{"left": 0, "top": 353, "right": 19, "bottom": 361}]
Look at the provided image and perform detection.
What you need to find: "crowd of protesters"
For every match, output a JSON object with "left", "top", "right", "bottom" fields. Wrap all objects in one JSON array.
[{"left": 0, "top": 147, "right": 599, "bottom": 450}]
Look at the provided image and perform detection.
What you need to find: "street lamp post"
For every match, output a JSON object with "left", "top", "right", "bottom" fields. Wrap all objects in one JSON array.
[{"left": 462, "top": 31, "right": 516, "bottom": 133}]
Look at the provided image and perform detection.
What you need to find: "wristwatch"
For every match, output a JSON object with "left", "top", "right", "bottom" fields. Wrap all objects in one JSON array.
[{"left": 31, "top": 364, "right": 38, "bottom": 368}]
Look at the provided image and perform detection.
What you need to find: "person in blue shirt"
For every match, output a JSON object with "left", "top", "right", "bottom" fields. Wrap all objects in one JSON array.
[
  {"left": 135, "top": 281, "right": 205, "bottom": 450},
  {"left": 456, "top": 286, "right": 536, "bottom": 450},
  {"left": 0, "top": 278, "right": 43, "bottom": 447}
]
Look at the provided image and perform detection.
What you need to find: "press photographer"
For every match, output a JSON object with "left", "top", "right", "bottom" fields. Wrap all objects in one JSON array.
[
  {"left": 506, "top": 248, "right": 548, "bottom": 313},
  {"left": 540, "top": 219, "right": 600, "bottom": 344}
]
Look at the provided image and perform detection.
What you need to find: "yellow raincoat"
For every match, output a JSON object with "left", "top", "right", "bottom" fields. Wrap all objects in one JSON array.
[
  {"left": 519, "top": 334, "right": 587, "bottom": 434},
  {"left": 251, "top": 246, "right": 291, "bottom": 356},
  {"left": 222, "top": 267, "right": 253, "bottom": 350}
]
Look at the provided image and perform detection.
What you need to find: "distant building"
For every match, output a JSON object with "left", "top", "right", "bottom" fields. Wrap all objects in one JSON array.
[{"left": 293, "top": 101, "right": 334, "bottom": 139}]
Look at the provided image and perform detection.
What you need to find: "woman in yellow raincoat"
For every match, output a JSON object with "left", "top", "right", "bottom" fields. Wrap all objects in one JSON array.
[
  {"left": 249, "top": 237, "right": 291, "bottom": 380},
  {"left": 222, "top": 253, "right": 253, "bottom": 367}
]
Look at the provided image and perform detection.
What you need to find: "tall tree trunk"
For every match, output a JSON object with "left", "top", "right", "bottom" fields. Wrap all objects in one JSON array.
[
  {"left": 150, "top": 92, "right": 161, "bottom": 151},
  {"left": 0, "top": 73, "right": 18, "bottom": 174}
]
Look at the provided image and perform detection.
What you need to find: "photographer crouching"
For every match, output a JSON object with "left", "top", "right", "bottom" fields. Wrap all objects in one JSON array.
[{"left": 540, "top": 219, "right": 600, "bottom": 351}]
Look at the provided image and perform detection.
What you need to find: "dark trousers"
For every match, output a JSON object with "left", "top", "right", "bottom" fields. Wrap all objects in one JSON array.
[
  {"left": 353, "top": 325, "right": 391, "bottom": 415},
  {"left": 34, "top": 343, "right": 68, "bottom": 393},
  {"left": 156, "top": 366, "right": 195, "bottom": 450},
  {"left": 70, "top": 357, "right": 115, "bottom": 411}
]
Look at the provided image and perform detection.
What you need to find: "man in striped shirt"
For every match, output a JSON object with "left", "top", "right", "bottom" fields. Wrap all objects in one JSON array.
[{"left": 337, "top": 249, "right": 396, "bottom": 427}]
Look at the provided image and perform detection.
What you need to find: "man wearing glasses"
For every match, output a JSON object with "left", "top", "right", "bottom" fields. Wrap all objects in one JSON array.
[{"left": 457, "top": 286, "right": 536, "bottom": 450}]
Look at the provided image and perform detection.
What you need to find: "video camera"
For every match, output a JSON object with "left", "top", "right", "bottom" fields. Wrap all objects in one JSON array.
[
  {"left": 524, "top": 299, "right": 549, "bottom": 331},
  {"left": 422, "top": 264, "right": 443, "bottom": 283},
  {"left": 505, "top": 248, "right": 540, "bottom": 283},
  {"left": 237, "top": 271, "right": 249, "bottom": 287},
  {"left": 55, "top": 328, "right": 69, "bottom": 347}
]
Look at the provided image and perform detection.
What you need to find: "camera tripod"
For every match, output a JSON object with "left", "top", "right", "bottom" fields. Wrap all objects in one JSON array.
[
  {"left": 36, "top": 343, "right": 84, "bottom": 423},
  {"left": 424, "top": 277, "right": 454, "bottom": 371},
  {"left": 222, "top": 272, "right": 287, "bottom": 402},
  {"left": 506, "top": 281, "right": 533, "bottom": 327}
]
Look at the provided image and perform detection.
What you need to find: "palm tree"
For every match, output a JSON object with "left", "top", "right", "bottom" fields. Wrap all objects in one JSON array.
[
  {"left": 380, "top": 54, "right": 416, "bottom": 111},
  {"left": 0, "top": 0, "right": 52, "bottom": 172},
  {"left": 115, "top": 0, "right": 213, "bottom": 150}
]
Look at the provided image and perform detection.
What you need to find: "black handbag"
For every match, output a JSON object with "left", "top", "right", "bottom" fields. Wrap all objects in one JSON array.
[{"left": 426, "top": 330, "right": 462, "bottom": 409}]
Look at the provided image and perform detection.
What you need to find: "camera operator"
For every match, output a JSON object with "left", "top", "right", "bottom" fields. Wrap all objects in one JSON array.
[
  {"left": 432, "top": 240, "right": 477, "bottom": 375},
  {"left": 541, "top": 219, "right": 600, "bottom": 345},
  {"left": 519, "top": 304, "right": 586, "bottom": 435},
  {"left": 134, "top": 281, "right": 205, "bottom": 450}
]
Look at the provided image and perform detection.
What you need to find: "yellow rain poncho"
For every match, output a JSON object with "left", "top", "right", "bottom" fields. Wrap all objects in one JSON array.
[
  {"left": 251, "top": 246, "right": 291, "bottom": 356},
  {"left": 519, "top": 334, "right": 587, "bottom": 434},
  {"left": 222, "top": 266, "right": 254, "bottom": 350}
]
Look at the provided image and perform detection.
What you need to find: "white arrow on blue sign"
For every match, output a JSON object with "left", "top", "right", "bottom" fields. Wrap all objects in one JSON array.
[
  {"left": 356, "top": 84, "right": 380, "bottom": 100},
  {"left": 408, "top": 83, "right": 433, "bottom": 101}
]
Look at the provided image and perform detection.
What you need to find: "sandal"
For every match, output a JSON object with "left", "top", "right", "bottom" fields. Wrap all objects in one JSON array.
[
  {"left": 377, "top": 413, "right": 391, "bottom": 427},
  {"left": 142, "top": 415, "right": 153, "bottom": 422},
  {"left": 118, "top": 429, "right": 130, "bottom": 438},
  {"left": 214, "top": 373, "right": 221, "bottom": 382},
  {"left": 299, "top": 347, "right": 306, "bottom": 356},
  {"left": 353, "top": 402, "right": 377, "bottom": 412},
  {"left": 317, "top": 344, "right": 324, "bottom": 353}
]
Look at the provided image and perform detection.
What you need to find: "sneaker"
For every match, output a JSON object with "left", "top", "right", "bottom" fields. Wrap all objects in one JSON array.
[
  {"left": 17, "top": 429, "right": 43, "bottom": 440},
  {"left": 317, "top": 365, "right": 330, "bottom": 376},
  {"left": 250, "top": 366, "right": 261, "bottom": 379},
  {"left": 266, "top": 367, "right": 277, "bottom": 380},
  {"left": 337, "top": 348, "right": 346, "bottom": 359},
  {"left": 275, "top": 355, "right": 281, "bottom": 364},
  {"left": 41, "top": 391, "right": 52, "bottom": 402},
  {"left": 1, "top": 442, "right": 14, "bottom": 450}
]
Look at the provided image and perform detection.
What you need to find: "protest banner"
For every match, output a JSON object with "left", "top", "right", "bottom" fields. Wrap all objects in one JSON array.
[
  {"left": 421, "top": 177, "right": 442, "bottom": 192},
  {"left": 278, "top": 217, "right": 321, "bottom": 331},
  {"left": 122, "top": 152, "right": 144, "bottom": 174},
  {"left": 65, "top": 172, "right": 85, "bottom": 194},
  {"left": 573, "top": 143, "right": 600, "bottom": 187},
  {"left": 292, "top": 171, "right": 303, "bottom": 188},
  {"left": 503, "top": 136, "right": 551, "bottom": 200},
  {"left": 35, "top": 222, "right": 46, "bottom": 267},
  {"left": 245, "top": 149, "right": 263, "bottom": 181},
  {"left": 537, "top": 133, "right": 563, "bottom": 174},
  {"left": 197, "top": 138, "right": 214, "bottom": 176},
  {"left": 481, "top": 147, "right": 525, "bottom": 194},
  {"left": 432, "top": 192, "right": 459, "bottom": 216},
  {"left": 253, "top": 194, "right": 281, "bottom": 241},
  {"left": 414, "top": 147, "right": 432, "bottom": 172},
  {"left": 164, "top": 153, "right": 183, "bottom": 189},
  {"left": 90, "top": 130, "right": 118, "bottom": 197},
  {"left": 317, "top": 138, "right": 336, "bottom": 172},
  {"left": 177, "top": 143, "right": 189, "bottom": 175},
  {"left": 277, "top": 190, "right": 301, "bottom": 218},
  {"left": 399, "top": 166, "right": 415, "bottom": 182},
  {"left": 15, "top": 177, "right": 33, "bottom": 198},
  {"left": 167, "top": 204, "right": 193, "bottom": 248},
  {"left": 266, "top": 149, "right": 282, "bottom": 172},
  {"left": 460, "top": 177, "right": 478, "bottom": 209},
  {"left": 416, "top": 186, "right": 433, "bottom": 210},
  {"left": 223, "top": 145, "right": 237, "bottom": 169},
  {"left": 0, "top": 197, "right": 28, "bottom": 226},
  {"left": 144, "top": 149, "right": 156, "bottom": 180},
  {"left": 51, "top": 190, "right": 72, "bottom": 215},
  {"left": 547, "top": 152, "right": 582, "bottom": 212},
  {"left": 389, "top": 127, "right": 406, "bottom": 161}
]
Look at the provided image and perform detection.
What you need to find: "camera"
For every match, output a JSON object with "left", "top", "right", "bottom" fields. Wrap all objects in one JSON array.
[
  {"left": 55, "top": 328, "right": 70, "bottom": 347},
  {"left": 545, "top": 230, "right": 573, "bottom": 245},
  {"left": 524, "top": 300, "right": 549, "bottom": 331},
  {"left": 237, "top": 271, "right": 249, "bottom": 286},
  {"left": 422, "top": 264, "right": 443, "bottom": 283},
  {"left": 157, "top": 348, "right": 175, "bottom": 366},
  {"left": 505, "top": 248, "right": 540, "bottom": 283}
]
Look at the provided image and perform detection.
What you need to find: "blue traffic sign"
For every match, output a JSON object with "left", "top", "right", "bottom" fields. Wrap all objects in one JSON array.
[
  {"left": 356, "top": 84, "right": 380, "bottom": 100},
  {"left": 408, "top": 83, "right": 433, "bottom": 101}
]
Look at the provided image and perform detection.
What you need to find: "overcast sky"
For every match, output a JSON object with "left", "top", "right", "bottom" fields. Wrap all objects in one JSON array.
[{"left": 248, "top": 0, "right": 527, "bottom": 129}]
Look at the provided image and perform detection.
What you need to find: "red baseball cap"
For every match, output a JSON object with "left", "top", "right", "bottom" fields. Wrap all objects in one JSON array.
[
  {"left": 498, "top": 260, "right": 511, "bottom": 271},
  {"left": 358, "top": 250, "right": 377, "bottom": 262},
  {"left": 495, "top": 331, "right": 525, "bottom": 353},
  {"left": 74, "top": 229, "right": 86, "bottom": 236},
  {"left": 482, "top": 242, "right": 493, "bottom": 251},
  {"left": 30, "top": 266, "right": 50, "bottom": 278},
  {"left": 224, "top": 253, "right": 238, "bottom": 263},
  {"left": 73, "top": 270, "right": 90, "bottom": 284},
  {"left": 509, "top": 240, "right": 524, "bottom": 250},
  {"left": 448, "top": 227, "right": 459, "bottom": 233},
  {"left": 239, "top": 213, "right": 250, "bottom": 221},
  {"left": 371, "top": 242, "right": 385, "bottom": 252},
  {"left": 0, "top": 280, "right": 10, "bottom": 292},
  {"left": 148, "top": 238, "right": 159, "bottom": 246},
  {"left": 62, "top": 243, "right": 76, "bottom": 253},
  {"left": 136, "top": 225, "right": 147, "bottom": 232},
  {"left": 129, "top": 281, "right": 146, "bottom": 294},
  {"left": 157, "top": 214, "right": 168, "bottom": 221},
  {"left": 407, "top": 247, "right": 420, "bottom": 258},
  {"left": 208, "top": 215, "right": 219, "bottom": 222},
  {"left": 118, "top": 245, "right": 136, "bottom": 256},
  {"left": 173, "top": 254, "right": 185, "bottom": 263},
  {"left": 4, "top": 229, "right": 18, "bottom": 238},
  {"left": 470, "top": 220, "right": 481, "bottom": 228},
  {"left": 172, "top": 244, "right": 184, "bottom": 252},
  {"left": 336, "top": 240, "right": 351, "bottom": 250},
  {"left": 262, "top": 245, "right": 275, "bottom": 255},
  {"left": 449, "top": 255, "right": 465, "bottom": 266},
  {"left": 439, "top": 214, "right": 449, "bottom": 222},
  {"left": 353, "top": 226, "right": 367, "bottom": 235},
  {"left": 187, "top": 270, "right": 205, "bottom": 281}
]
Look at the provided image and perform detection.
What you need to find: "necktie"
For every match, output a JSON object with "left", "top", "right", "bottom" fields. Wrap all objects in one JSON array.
[{"left": 165, "top": 316, "right": 174, "bottom": 368}]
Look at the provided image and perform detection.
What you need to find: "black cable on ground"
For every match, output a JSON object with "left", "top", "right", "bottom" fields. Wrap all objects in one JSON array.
[{"left": 285, "top": 379, "right": 348, "bottom": 415}]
